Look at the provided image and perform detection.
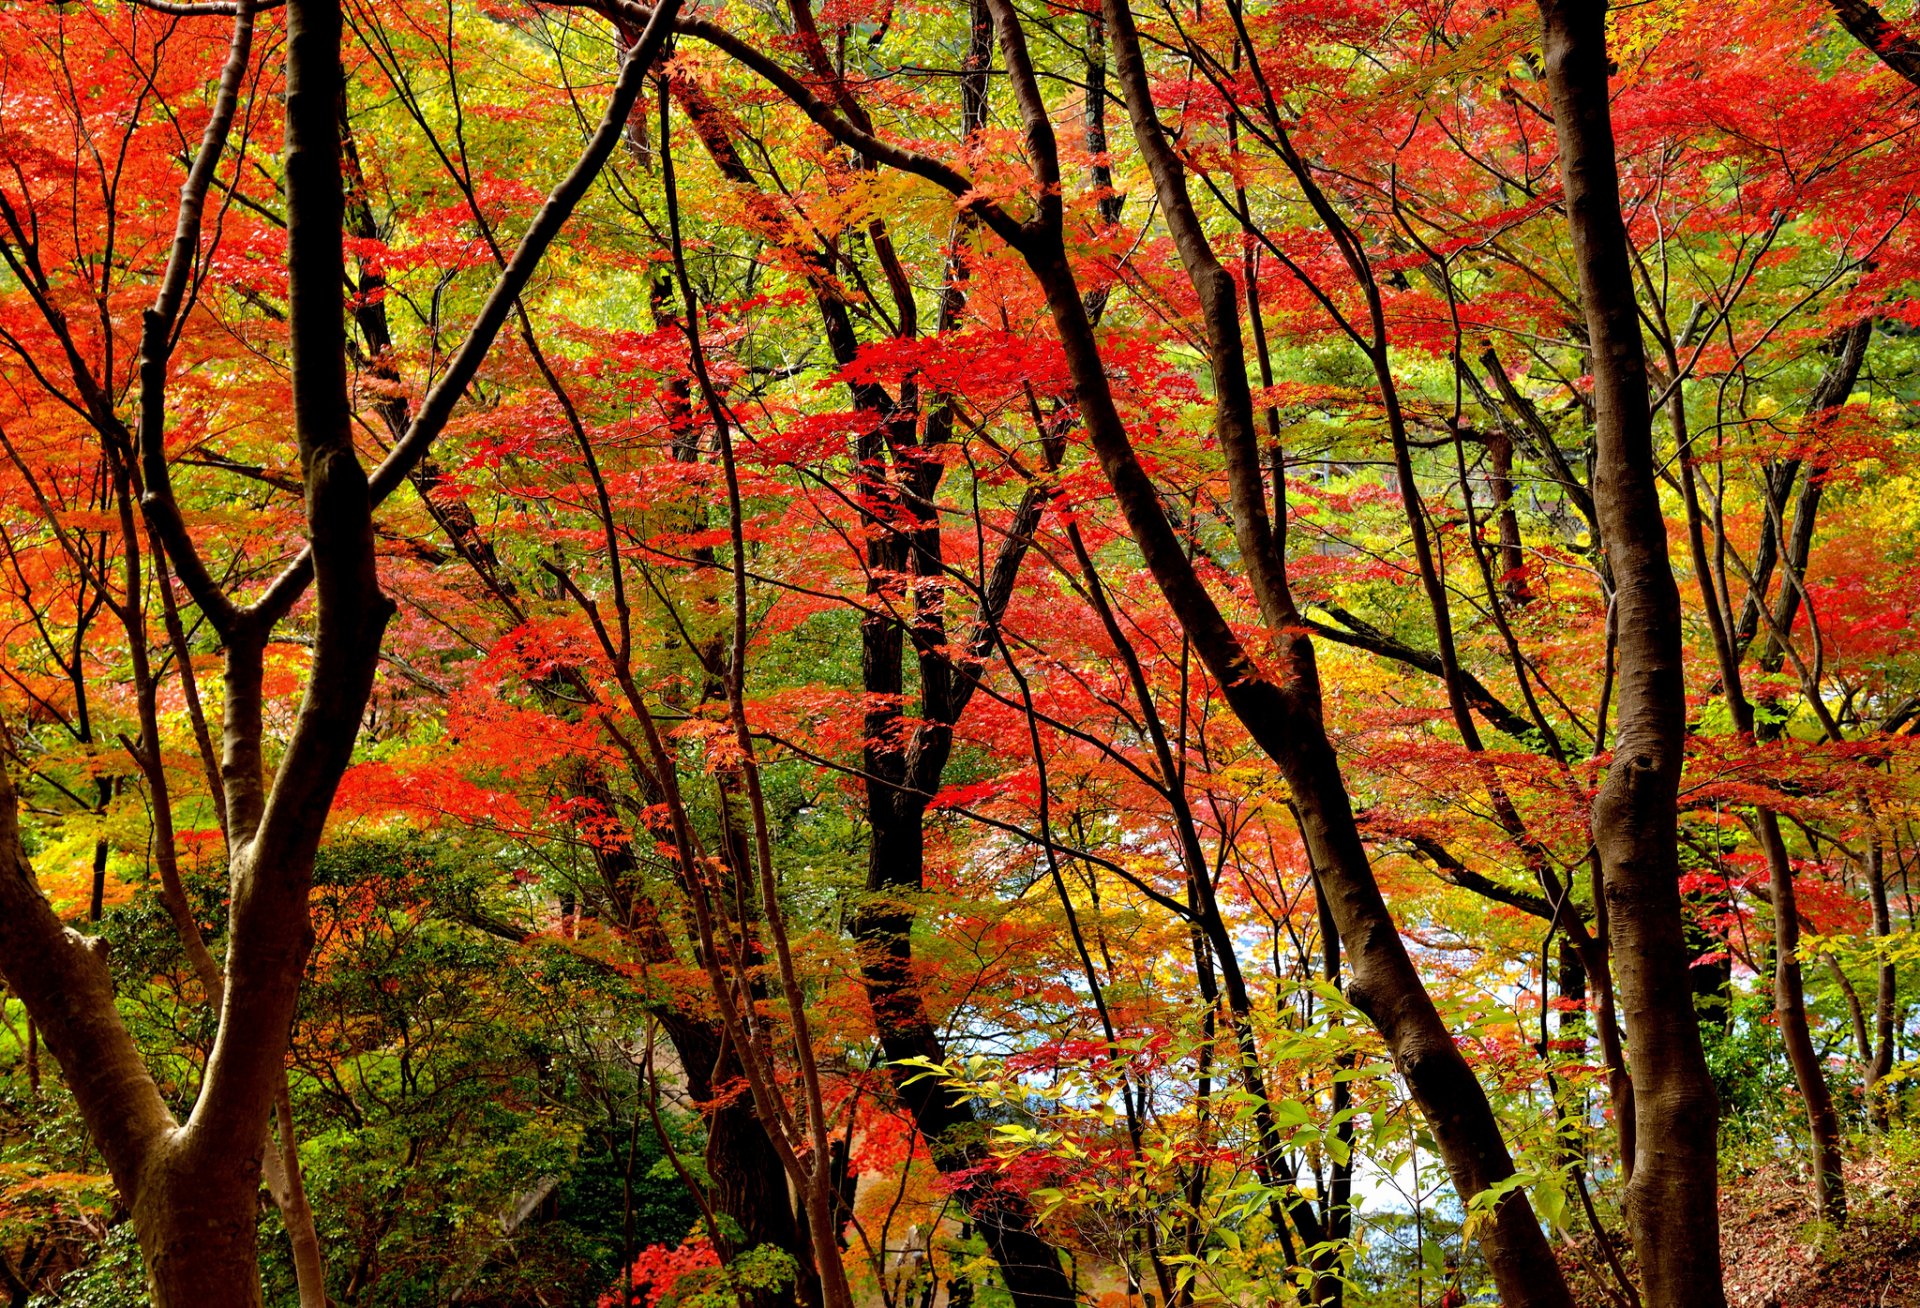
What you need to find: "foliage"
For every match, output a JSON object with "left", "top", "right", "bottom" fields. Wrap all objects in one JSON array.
[{"left": 2, "top": 0, "right": 1919, "bottom": 1304}]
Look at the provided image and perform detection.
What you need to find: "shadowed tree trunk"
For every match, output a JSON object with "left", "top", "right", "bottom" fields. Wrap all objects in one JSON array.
[
  {"left": 669, "top": 4, "right": 1079, "bottom": 1299},
  {"left": 1678, "top": 322, "right": 1869, "bottom": 1217},
  {"left": 1827, "top": 0, "right": 1920, "bottom": 86},
  {"left": 1535, "top": 1, "right": 1728, "bottom": 1302},
  {"left": 1861, "top": 825, "right": 1898, "bottom": 1127},
  {"left": 355, "top": 73, "right": 822, "bottom": 1294},
  {"left": 1754, "top": 811, "right": 1846, "bottom": 1219},
  {"left": 0, "top": 0, "right": 683, "bottom": 1299}
]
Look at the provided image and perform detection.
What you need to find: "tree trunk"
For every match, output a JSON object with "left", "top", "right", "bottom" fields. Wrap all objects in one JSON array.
[
  {"left": 1755, "top": 812, "right": 1845, "bottom": 1220},
  {"left": 134, "top": 1146, "right": 269, "bottom": 1308},
  {"left": 833, "top": 8, "right": 1076, "bottom": 1297},
  {"left": 265, "top": 1086, "right": 331, "bottom": 1308},
  {"left": 2, "top": 769, "right": 268, "bottom": 1308},
  {"left": 1488, "top": 432, "right": 1531, "bottom": 606},
  {"left": 1534, "top": 2, "right": 1727, "bottom": 1302},
  {"left": 859, "top": 805, "right": 1078, "bottom": 1308},
  {"left": 1016, "top": 230, "right": 1577, "bottom": 1308},
  {"left": 1828, "top": 0, "right": 1920, "bottom": 87},
  {"left": 1674, "top": 319, "right": 1866, "bottom": 1216},
  {"left": 1863, "top": 827, "right": 1897, "bottom": 1128},
  {"left": 663, "top": 1014, "right": 817, "bottom": 1308},
  {"left": 1001, "top": 7, "right": 1577, "bottom": 1301}
]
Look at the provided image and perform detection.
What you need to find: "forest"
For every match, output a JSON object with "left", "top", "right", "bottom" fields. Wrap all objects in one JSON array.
[{"left": 2, "top": 0, "right": 1919, "bottom": 1304}]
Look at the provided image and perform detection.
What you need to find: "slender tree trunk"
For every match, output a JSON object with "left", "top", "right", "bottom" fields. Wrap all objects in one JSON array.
[
  {"left": 1313, "top": 873, "right": 1351, "bottom": 1308},
  {"left": 1534, "top": 3, "right": 1727, "bottom": 1302},
  {"left": 860, "top": 806, "right": 1078, "bottom": 1308},
  {"left": 1755, "top": 812, "right": 1846, "bottom": 1220},
  {"left": 88, "top": 835, "right": 110, "bottom": 925},
  {"left": 826, "top": 8, "right": 1075, "bottom": 1298},
  {"left": 1669, "top": 323, "right": 1856, "bottom": 1223},
  {"left": 266, "top": 1086, "right": 330, "bottom": 1308},
  {"left": 1487, "top": 432, "right": 1531, "bottom": 606},
  {"left": 1863, "top": 826, "right": 1897, "bottom": 1128}
]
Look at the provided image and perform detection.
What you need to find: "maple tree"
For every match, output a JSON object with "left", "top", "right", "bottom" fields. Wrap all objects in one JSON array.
[{"left": 2, "top": 0, "right": 1920, "bottom": 1306}]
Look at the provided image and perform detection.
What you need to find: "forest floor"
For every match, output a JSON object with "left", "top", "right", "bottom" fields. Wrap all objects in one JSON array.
[
  {"left": 1559, "top": 1142, "right": 1920, "bottom": 1307},
  {"left": 1718, "top": 1145, "right": 1920, "bottom": 1308}
]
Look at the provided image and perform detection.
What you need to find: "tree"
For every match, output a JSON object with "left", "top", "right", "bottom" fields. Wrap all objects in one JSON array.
[
  {"left": 0, "top": 0, "right": 680, "bottom": 1299},
  {"left": 1533, "top": 1, "right": 1727, "bottom": 1300},
  {"left": 5, "top": 0, "right": 1920, "bottom": 1304}
]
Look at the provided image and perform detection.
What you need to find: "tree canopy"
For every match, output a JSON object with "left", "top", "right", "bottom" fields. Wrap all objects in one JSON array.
[{"left": 2, "top": 0, "right": 1919, "bottom": 1306}]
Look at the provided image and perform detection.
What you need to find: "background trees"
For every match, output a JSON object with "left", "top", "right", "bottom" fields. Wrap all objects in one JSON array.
[{"left": 3, "top": 0, "right": 1920, "bottom": 1305}]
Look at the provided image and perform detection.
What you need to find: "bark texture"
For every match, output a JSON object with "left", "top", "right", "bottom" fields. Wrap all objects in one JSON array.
[
  {"left": 0, "top": 0, "right": 682, "bottom": 1299},
  {"left": 1535, "top": 2, "right": 1728, "bottom": 1302},
  {"left": 1828, "top": 0, "right": 1920, "bottom": 87}
]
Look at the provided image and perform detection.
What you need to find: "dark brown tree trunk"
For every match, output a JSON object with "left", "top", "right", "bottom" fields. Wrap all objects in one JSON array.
[
  {"left": 1755, "top": 812, "right": 1846, "bottom": 1220},
  {"left": 1487, "top": 432, "right": 1531, "bottom": 606},
  {"left": 859, "top": 844, "right": 1077, "bottom": 1306},
  {"left": 1828, "top": 0, "right": 1920, "bottom": 87},
  {"left": 660, "top": 1014, "right": 816, "bottom": 1308},
  {"left": 1047, "top": 141, "right": 1561, "bottom": 1308},
  {"left": 1863, "top": 828, "right": 1897, "bottom": 1127},
  {"left": 1534, "top": 2, "right": 1727, "bottom": 1302},
  {"left": 1675, "top": 320, "right": 1867, "bottom": 1218},
  {"left": 0, "top": 0, "right": 681, "bottom": 1298},
  {"left": 792, "top": 7, "right": 1075, "bottom": 1299}
]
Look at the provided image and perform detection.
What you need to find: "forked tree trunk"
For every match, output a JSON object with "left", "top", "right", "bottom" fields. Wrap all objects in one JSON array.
[
  {"left": 0, "top": 0, "right": 680, "bottom": 1298},
  {"left": 0, "top": 768, "right": 297, "bottom": 1308},
  {"left": 133, "top": 1146, "right": 272, "bottom": 1308},
  {"left": 1534, "top": 2, "right": 1728, "bottom": 1303}
]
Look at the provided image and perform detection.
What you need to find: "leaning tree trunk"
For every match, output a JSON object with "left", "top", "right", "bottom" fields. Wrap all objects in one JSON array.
[
  {"left": 1755, "top": 811, "right": 1846, "bottom": 1219},
  {"left": 1535, "top": 2, "right": 1728, "bottom": 1303},
  {"left": 1828, "top": 0, "right": 1920, "bottom": 87},
  {"left": 1017, "top": 5, "right": 1576, "bottom": 1303}
]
